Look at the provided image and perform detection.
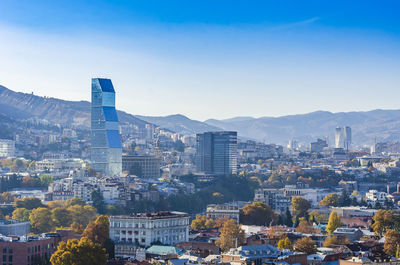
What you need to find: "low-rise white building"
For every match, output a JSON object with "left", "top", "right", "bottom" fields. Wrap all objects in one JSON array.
[{"left": 109, "top": 211, "right": 189, "bottom": 247}]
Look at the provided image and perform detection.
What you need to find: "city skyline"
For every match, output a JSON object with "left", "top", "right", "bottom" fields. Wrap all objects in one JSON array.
[{"left": 0, "top": 1, "right": 400, "bottom": 120}]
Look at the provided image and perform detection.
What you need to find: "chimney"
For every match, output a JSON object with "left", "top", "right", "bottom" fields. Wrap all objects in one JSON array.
[
  {"left": 397, "top": 183, "right": 400, "bottom": 193},
  {"left": 387, "top": 184, "right": 390, "bottom": 194}
]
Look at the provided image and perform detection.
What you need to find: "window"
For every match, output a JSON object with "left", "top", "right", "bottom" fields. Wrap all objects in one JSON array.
[
  {"left": 2, "top": 248, "right": 5, "bottom": 253},
  {"left": 3, "top": 255, "right": 6, "bottom": 262},
  {"left": 8, "top": 255, "right": 12, "bottom": 262}
]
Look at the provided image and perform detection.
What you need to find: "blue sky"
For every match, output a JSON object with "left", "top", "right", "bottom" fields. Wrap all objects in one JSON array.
[{"left": 0, "top": 0, "right": 399, "bottom": 120}]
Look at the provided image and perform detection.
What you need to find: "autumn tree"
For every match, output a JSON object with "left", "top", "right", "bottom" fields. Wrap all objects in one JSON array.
[
  {"left": 384, "top": 230, "right": 400, "bottom": 256},
  {"left": 292, "top": 197, "right": 311, "bottom": 218},
  {"left": 83, "top": 215, "right": 114, "bottom": 258},
  {"left": 30, "top": 207, "right": 54, "bottom": 233},
  {"left": 191, "top": 215, "right": 216, "bottom": 229},
  {"left": 240, "top": 202, "right": 276, "bottom": 226},
  {"left": 319, "top": 193, "right": 340, "bottom": 207},
  {"left": 296, "top": 220, "right": 318, "bottom": 234},
  {"left": 215, "top": 216, "right": 230, "bottom": 228},
  {"left": 323, "top": 235, "right": 350, "bottom": 247},
  {"left": 326, "top": 210, "right": 341, "bottom": 234},
  {"left": 52, "top": 207, "right": 72, "bottom": 227},
  {"left": 294, "top": 237, "right": 317, "bottom": 254},
  {"left": 215, "top": 219, "right": 245, "bottom": 252},
  {"left": 50, "top": 237, "right": 108, "bottom": 265},
  {"left": 277, "top": 236, "right": 293, "bottom": 250},
  {"left": 65, "top": 197, "right": 86, "bottom": 207},
  {"left": 309, "top": 210, "right": 327, "bottom": 224},
  {"left": 372, "top": 210, "right": 395, "bottom": 237},
  {"left": 68, "top": 205, "right": 97, "bottom": 227}
]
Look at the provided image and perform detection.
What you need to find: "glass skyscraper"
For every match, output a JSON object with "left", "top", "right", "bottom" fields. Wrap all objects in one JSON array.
[
  {"left": 196, "top": 131, "right": 237, "bottom": 175},
  {"left": 91, "top": 78, "right": 122, "bottom": 176}
]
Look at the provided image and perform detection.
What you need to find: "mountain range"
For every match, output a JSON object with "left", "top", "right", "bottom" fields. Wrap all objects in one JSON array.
[{"left": 1, "top": 84, "right": 400, "bottom": 145}]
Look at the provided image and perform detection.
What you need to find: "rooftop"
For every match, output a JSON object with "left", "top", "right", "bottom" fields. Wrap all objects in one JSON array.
[{"left": 110, "top": 211, "right": 189, "bottom": 220}]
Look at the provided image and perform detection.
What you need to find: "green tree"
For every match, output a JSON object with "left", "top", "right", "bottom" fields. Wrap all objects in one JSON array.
[
  {"left": 30, "top": 207, "right": 54, "bottom": 233},
  {"left": 14, "top": 197, "right": 44, "bottom": 210},
  {"left": 292, "top": 197, "right": 311, "bottom": 218},
  {"left": 285, "top": 207, "right": 293, "bottom": 227},
  {"left": 319, "top": 193, "right": 340, "bottom": 207},
  {"left": 294, "top": 237, "right": 317, "bottom": 254},
  {"left": 50, "top": 237, "right": 108, "bottom": 265},
  {"left": 240, "top": 202, "right": 276, "bottom": 226},
  {"left": 215, "top": 219, "right": 245, "bottom": 252},
  {"left": 91, "top": 190, "right": 106, "bottom": 214},
  {"left": 12, "top": 208, "right": 31, "bottom": 221},
  {"left": 326, "top": 210, "right": 341, "bottom": 234},
  {"left": 40, "top": 174, "right": 54, "bottom": 187}
]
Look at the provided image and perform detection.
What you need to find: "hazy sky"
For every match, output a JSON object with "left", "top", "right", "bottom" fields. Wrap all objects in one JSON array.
[{"left": 0, "top": 0, "right": 399, "bottom": 121}]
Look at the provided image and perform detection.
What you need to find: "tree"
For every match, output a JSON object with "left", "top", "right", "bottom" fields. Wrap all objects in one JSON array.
[
  {"left": 285, "top": 207, "right": 293, "bottom": 227},
  {"left": 12, "top": 207, "right": 31, "bottom": 221},
  {"left": 71, "top": 222, "right": 84, "bottom": 234},
  {"left": 339, "top": 190, "right": 351, "bottom": 206},
  {"left": 83, "top": 215, "right": 110, "bottom": 245},
  {"left": 323, "top": 235, "right": 349, "bottom": 247},
  {"left": 30, "top": 207, "right": 54, "bottom": 233},
  {"left": 14, "top": 197, "right": 44, "bottom": 210},
  {"left": 40, "top": 174, "right": 53, "bottom": 187},
  {"left": 291, "top": 197, "right": 311, "bottom": 218},
  {"left": 277, "top": 236, "right": 293, "bottom": 250},
  {"left": 240, "top": 202, "right": 276, "bottom": 226},
  {"left": 68, "top": 205, "right": 97, "bottom": 227},
  {"left": 0, "top": 192, "right": 15, "bottom": 203},
  {"left": 296, "top": 220, "right": 318, "bottom": 234},
  {"left": 309, "top": 210, "right": 327, "bottom": 224},
  {"left": 22, "top": 176, "right": 37, "bottom": 187},
  {"left": 215, "top": 216, "right": 230, "bottom": 228},
  {"left": 294, "top": 237, "right": 317, "bottom": 254},
  {"left": 47, "top": 200, "right": 66, "bottom": 209},
  {"left": 372, "top": 210, "right": 395, "bottom": 237},
  {"left": 65, "top": 197, "right": 86, "bottom": 207},
  {"left": 215, "top": 219, "right": 245, "bottom": 252},
  {"left": 326, "top": 210, "right": 341, "bottom": 234},
  {"left": 50, "top": 237, "right": 108, "bottom": 265},
  {"left": 12, "top": 158, "right": 26, "bottom": 172},
  {"left": 91, "top": 190, "right": 106, "bottom": 214},
  {"left": 319, "top": 193, "right": 340, "bottom": 207},
  {"left": 52, "top": 207, "right": 72, "bottom": 227},
  {"left": 191, "top": 215, "right": 215, "bottom": 229},
  {"left": 384, "top": 230, "right": 400, "bottom": 256}
]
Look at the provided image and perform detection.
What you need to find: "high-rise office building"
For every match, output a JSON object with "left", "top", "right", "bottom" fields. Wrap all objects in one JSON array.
[
  {"left": 91, "top": 78, "right": 122, "bottom": 176},
  {"left": 335, "top": 126, "right": 352, "bottom": 150},
  {"left": 196, "top": 131, "right": 237, "bottom": 175},
  {"left": 344, "top": 126, "right": 352, "bottom": 150}
]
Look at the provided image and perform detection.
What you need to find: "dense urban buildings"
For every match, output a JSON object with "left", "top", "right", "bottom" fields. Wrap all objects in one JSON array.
[
  {"left": 90, "top": 78, "right": 122, "bottom": 177},
  {"left": 195, "top": 131, "right": 237, "bottom": 175}
]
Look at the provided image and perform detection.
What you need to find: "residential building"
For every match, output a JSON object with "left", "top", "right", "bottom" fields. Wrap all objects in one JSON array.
[
  {"left": 122, "top": 155, "right": 161, "bottom": 178},
  {"left": 310, "top": 139, "right": 328, "bottom": 153},
  {"left": 254, "top": 189, "right": 291, "bottom": 214},
  {"left": 109, "top": 211, "right": 190, "bottom": 248},
  {"left": 206, "top": 202, "right": 242, "bottom": 222},
  {"left": 196, "top": 131, "right": 237, "bottom": 175},
  {"left": 91, "top": 78, "right": 122, "bottom": 177},
  {"left": 0, "top": 139, "right": 15, "bottom": 158},
  {"left": 365, "top": 190, "right": 389, "bottom": 206}
]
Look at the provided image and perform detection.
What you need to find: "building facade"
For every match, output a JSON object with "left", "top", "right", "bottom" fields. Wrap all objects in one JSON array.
[
  {"left": 196, "top": 131, "right": 237, "bottom": 175},
  {"left": 0, "top": 139, "right": 15, "bottom": 158},
  {"left": 91, "top": 78, "right": 122, "bottom": 176},
  {"left": 0, "top": 219, "right": 30, "bottom": 236},
  {"left": 122, "top": 155, "right": 161, "bottom": 178},
  {"left": 109, "top": 211, "right": 189, "bottom": 247},
  {"left": 206, "top": 202, "right": 241, "bottom": 222}
]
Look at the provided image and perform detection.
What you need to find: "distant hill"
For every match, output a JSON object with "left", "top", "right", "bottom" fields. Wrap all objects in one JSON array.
[
  {"left": 136, "top": 114, "right": 221, "bottom": 135},
  {"left": 205, "top": 110, "right": 400, "bottom": 145},
  {"left": 0, "top": 85, "right": 148, "bottom": 128},
  {"left": 2, "top": 84, "right": 400, "bottom": 145}
]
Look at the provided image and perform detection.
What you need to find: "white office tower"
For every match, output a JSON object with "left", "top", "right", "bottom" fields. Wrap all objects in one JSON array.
[
  {"left": 335, "top": 127, "right": 344, "bottom": 148},
  {"left": 344, "top": 126, "right": 352, "bottom": 150}
]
